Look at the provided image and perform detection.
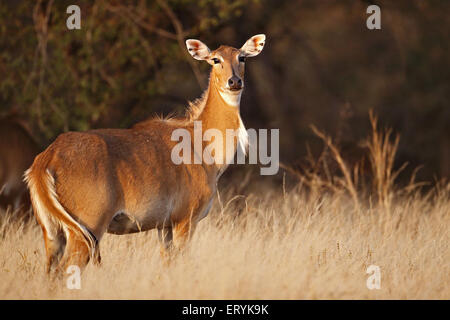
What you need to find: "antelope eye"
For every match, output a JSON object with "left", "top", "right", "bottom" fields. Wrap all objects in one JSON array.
[
  {"left": 212, "top": 58, "right": 220, "bottom": 64},
  {"left": 238, "top": 56, "right": 246, "bottom": 63}
]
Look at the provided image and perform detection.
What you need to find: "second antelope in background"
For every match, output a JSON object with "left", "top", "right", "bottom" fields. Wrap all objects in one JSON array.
[
  {"left": 25, "top": 34, "right": 266, "bottom": 274},
  {"left": 0, "top": 117, "right": 39, "bottom": 213}
]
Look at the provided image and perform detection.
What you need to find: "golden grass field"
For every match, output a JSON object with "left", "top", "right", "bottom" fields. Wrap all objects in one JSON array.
[
  {"left": 0, "top": 120, "right": 449, "bottom": 299},
  {"left": 0, "top": 181, "right": 449, "bottom": 299}
]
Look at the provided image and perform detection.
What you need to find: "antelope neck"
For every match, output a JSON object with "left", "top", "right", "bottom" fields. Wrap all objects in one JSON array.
[
  {"left": 197, "top": 74, "right": 242, "bottom": 133},
  {"left": 194, "top": 73, "right": 245, "bottom": 170}
]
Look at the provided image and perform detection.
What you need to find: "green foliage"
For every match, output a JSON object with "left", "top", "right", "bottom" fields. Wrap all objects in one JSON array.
[{"left": 0, "top": 0, "right": 248, "bottom": 139}]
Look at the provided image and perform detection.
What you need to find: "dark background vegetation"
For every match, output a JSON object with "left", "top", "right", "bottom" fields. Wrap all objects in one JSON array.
[{"left": 0, "top": 0, "right": 449, "bottom": 185}]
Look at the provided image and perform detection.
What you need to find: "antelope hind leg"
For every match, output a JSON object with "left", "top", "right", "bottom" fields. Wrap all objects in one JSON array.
[
  {"left": 42, "top": 227, "right": 65, "bottom": 274},
  {"left": 173, "top": 218, "right": 198, "bottom": 251},
  {"left": 56, "top": 229, "right": 91, "bottom": 274},
  {"left": 158, "top": 227, "right": 173, "bottom": 262}
]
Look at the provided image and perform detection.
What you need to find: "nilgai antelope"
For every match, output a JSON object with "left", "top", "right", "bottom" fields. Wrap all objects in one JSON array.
[
  {"left": 0, "top": 118, "right": 39, "bottom": 213},
  {"left": 25, "top": 34, "right": 266, "bottom": 273}
]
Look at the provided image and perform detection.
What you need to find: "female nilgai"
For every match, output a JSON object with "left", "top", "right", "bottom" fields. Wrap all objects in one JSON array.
[{"left": 25, "top": 35, "right": 265, "bottom": 273}]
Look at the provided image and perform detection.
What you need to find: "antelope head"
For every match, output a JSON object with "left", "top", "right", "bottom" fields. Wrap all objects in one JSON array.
[{"left": 186, "top": 34, "right": 266, "bottom": 106}]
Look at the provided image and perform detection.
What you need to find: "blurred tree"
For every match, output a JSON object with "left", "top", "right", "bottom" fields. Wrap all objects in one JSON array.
[{"left": 0, "top": 0, "right": 448, "bottom": 181}]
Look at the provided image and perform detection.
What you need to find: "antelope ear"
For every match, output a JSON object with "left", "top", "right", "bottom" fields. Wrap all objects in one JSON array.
[
  {"left": 186, "top": 39, "right": 211, "bottom": 60},
  {"left": 240, "top": 34, "right": 266, "bottom": 57}
]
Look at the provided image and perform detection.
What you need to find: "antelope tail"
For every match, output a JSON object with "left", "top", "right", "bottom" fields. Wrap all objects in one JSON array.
[{"left": 24, "top": 165, "right": 98, "bottom": 262}]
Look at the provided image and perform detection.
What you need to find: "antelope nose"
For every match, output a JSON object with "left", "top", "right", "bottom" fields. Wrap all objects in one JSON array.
[{"left": 228, "top": 76, "right": 242, "bottom": 89}]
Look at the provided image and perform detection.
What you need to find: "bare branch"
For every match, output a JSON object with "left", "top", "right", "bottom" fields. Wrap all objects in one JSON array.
[
  {"left": 157, "top": 0, "right": 205, "bottom": 88},
  {"left": 104, "top": 3, "right": 178, "bottom": 40},
  {"left": 31, "top": 0, "right": 54, "bottom": 133}
]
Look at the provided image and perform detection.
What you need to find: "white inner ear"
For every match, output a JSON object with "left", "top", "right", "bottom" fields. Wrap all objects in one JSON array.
[
  {"left": 241, "top": 34, "right": 266, "bottom": 57},
  {"left": 186, "top": 39, "right": 211, "bottom": 60}
]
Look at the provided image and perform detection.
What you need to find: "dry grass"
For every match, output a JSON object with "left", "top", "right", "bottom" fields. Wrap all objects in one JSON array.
[{"left": 0, "top": 119, "right": 449, "bottom": 299}]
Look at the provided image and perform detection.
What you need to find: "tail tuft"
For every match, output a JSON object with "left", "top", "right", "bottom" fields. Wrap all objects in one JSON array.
[{"left": 25, "top": 166, "right": 98, "bottom": 261}]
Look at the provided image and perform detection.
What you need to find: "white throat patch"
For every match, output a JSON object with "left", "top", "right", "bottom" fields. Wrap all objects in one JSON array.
[
  {"left": 238, "top": 116, "right": 249, "bottom": 155},
  {"left": 219, "top": 90, "right": 242, "bottom": 107}
]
